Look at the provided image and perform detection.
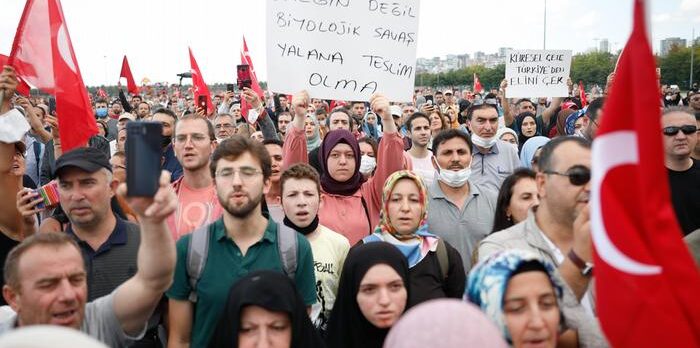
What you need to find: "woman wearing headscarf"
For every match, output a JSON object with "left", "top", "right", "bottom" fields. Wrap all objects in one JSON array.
[
  {"left": 383, "top": 299, "right": 508, "bottom": 348},
  {"left": 209, "top": 270, "right": 325, "bottom": 348},
  {"left": 553, "top": 108, "right": 576, "bottom": 138},
  {"left": 466, "top": 250, "right": 608, "bottom": 348},
  {"left": 513, "top": 112, "right": 540, "bottom": 149},
  {"left": 304, "top": 114, "right": 322, "bottom": 153},
  {"left": 496, "top": 127, "right": 519, "bottom": 148},
  {"left": 519, "top": 136, "right": 550, "bottom": 170},
  {"left": 283, "top": 91, "right": 404, "bottom": 244},
  {"left": 361, "top": 111, "right": 382, "bottom": 140},
  {"left": 325, "top": 242, "right": 409, "bottom": 348},
  {"left": 361, "top": 170, "right": 465, "bottom": 306}
]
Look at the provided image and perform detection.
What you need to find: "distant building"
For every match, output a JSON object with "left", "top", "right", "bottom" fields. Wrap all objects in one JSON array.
[
  {"left": 599, "top": 39, "right": 609, "bottom": 53},
  {"left": 498, "top": 47, "right": 513, "bottom": 57},
  {"left": 660, "top": 37, "right": 687, "bottom": 56}
]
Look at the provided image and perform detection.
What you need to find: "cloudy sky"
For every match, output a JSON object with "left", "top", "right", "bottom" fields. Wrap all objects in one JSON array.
[{"left": 1, "top": 0, "right": 699, "bottom": 86}]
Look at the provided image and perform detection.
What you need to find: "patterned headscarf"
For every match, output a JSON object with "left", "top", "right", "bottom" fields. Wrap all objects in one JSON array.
[
  {"left": 363, "top": 170, "right": 438, "bottom": 268},
  {"left": 565, "top": 109, "right": 587, "bottom": 135},
  {"left": 465, "top": 250, "right": 564, "bottom": 343}
]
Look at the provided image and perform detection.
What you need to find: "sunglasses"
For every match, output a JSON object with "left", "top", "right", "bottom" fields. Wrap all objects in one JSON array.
[
  {"left": 471, "top": 98, "right": 499, "bottom": 106},
  {"left": 662, "top": 125, "right": 697, "bottom": 136},
  {"left": 544, "top": 165, "right": 591, "bottom": 186}
]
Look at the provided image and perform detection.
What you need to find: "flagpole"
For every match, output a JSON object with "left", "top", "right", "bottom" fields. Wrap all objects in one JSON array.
[
  {"left": 690, "top": 28, "right": 695, "bottom": 89},
  {"left": 543, "top": 0, "right": 547, "bottom": 50}
]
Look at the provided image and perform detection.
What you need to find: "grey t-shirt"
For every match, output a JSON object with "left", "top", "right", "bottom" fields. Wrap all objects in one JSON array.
[{"left": 0, "top": 292, "right": 145, "bottom": 347}]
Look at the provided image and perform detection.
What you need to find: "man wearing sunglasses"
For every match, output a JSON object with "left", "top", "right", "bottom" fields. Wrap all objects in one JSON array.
[
  {"left": 662, "top": 108, "right": 699, "bottom": 236},
  {"left": 478, "top": 137, "right": 604, "bottom": 345}
]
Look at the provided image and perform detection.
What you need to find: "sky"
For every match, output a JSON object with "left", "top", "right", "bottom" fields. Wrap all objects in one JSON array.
[{"left": 1, "top": 0, "right": 700, "bottom": 86}]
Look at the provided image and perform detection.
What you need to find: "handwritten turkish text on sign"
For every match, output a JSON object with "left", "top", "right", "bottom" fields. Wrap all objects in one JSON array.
[
  {"left": 505, "top": 50, "right": 572, "bottom": 98},
  {"left": 266, "top": 0, "right": 419, "bottom": 102}
]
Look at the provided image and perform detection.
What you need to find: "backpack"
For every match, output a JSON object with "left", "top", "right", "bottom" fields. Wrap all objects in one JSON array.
[
  {"left": 361, "top": 235, "right": 449, "bottom": 281},
  {"left": 186, "top": 222, "right": 298, "bottom": 302}
]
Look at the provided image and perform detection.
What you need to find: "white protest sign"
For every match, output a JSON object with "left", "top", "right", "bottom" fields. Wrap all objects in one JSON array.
[
  {"left": 505, "top": 50, "right": 572, "bottom": 98},
  {"left": 266, "top": 0, "right": 420, "bottom": 102}
]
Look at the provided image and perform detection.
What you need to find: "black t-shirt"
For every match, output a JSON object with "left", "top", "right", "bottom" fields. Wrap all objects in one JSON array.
[
  {"left": 668, "top": 159, "right": 700, "bottom": 236},
  {"left": 0, "top": 232, "right": 21, "bottom": 306}
]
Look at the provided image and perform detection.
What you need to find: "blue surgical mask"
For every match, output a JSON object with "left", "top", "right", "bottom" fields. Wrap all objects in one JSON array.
[{"left": 96, "top": 107, "right": 108, "bottom": 118}]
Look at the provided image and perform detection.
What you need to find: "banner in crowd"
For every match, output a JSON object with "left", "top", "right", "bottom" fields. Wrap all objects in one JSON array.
[
  {"left": 266, "top": 0, "right": 420, "bottom": 102},
  {"left": 505, "top": 49, "right": 572, "bottom": 98}
]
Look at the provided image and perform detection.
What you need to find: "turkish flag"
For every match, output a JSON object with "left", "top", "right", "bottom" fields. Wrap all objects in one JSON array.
[
  {"left": 8, "top": 0, "right": 97, "bottom": 153},
  {"left": 188, "top": 47, "right": 213, "bottom": 115},
  {"left": 119, "top": 55, "right": 139, "bottom": 95},
  {"left": 473, "top": 73, "right": 483, "bottom": 94},
  {"left": 578, "top": 80, "right": 587, "bottom": 107},
  {"left": 240, "top": 36, "right": 264, "bottom": 124},
  {"left": 591, "top": 1, "right": 700, "bottom": 347},
  {"left": 0, "top": 54, "right": 31, "bottom": 96}
]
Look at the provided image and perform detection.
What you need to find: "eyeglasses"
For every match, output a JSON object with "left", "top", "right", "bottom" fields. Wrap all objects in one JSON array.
[
  {"left": 215, "top": 167, "right": 262, "bottom": 181},
  {"left": 471, "top": 98, "right": 499, "bottom": 106},
  {"left": 662, "top": 125, "right": 697, "bottom": 136},
  {"left": 174, "top": 133, "right": 211, "bottom": 144},
  {"left": 544, "top": 165, "right": 591, "bottom": 186}
]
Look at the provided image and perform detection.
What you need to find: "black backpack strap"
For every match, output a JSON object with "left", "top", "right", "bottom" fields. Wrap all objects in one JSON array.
[
  {"left": 436, "top": 238, "right": 449, "bottom": 282},
  {"left": 186, "top": 224, "right": 211, "bottom": 303}
]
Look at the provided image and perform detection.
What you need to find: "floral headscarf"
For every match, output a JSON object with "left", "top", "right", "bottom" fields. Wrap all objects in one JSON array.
[
  {"left": 465, "top": 250, "right": 564, "bottom": 343},
  {"left": 363, "top": 170, "right": 438, "bottom": 268}
]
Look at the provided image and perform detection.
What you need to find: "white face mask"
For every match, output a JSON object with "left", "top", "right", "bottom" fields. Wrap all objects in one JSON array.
[
  {"left": 359, "top": 155, "right": 376, "bottom": 174},
  {"left": 434, "top": 159, "right": 472, "bottom": 188},
  {"left": 471, "top": 133, "right": 498, "bottom": 149}
]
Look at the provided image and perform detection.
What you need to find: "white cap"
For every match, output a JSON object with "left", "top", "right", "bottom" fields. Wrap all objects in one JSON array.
[{"left": 389, "top": 105, "right": 402, "bottom": 118}]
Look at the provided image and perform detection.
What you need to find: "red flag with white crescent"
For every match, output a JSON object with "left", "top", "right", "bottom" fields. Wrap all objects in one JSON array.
[
  {"left": 591, "top": 1, "right": 700, "bottom": 347},
  {"left": 188, "top": 47, "right": 213, "bottom": 115},
  {"left": 240, "top": 36, "right": 264, "bottom": 124},
  {"left": 8, "top": 0, "right": 97, "bottom": 152}
]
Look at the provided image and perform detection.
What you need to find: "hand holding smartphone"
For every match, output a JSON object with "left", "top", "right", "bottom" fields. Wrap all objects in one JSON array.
[{"left": 126, "top": 122, "right": 163, "bottom": 197}]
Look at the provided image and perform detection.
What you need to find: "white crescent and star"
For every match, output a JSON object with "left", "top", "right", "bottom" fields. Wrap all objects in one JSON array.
[{"left": 591, "top": 131, "right": 662, "bottom": 275}]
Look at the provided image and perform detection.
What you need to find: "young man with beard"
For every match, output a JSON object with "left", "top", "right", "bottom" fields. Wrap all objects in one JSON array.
[
  {"left": 405, "top": 112, "right": 434, "bottom": 186},
  {"left": 279, "top": 163, "right": 349, "bottom": 334},
  {"left": 166, "top": 135, "right": 316, "bottom": 348},
  {"left": 167, "top": 115, "right": 223, "bottom": 240}
]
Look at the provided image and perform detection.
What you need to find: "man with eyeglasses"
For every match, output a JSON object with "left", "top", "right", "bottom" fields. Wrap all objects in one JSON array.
[
  {"left": 662, "top": 107, "right": 700, "bottom": 236},
  {"left": 166, "top": 135, "right": 316, "bottom": 348},
  {"left": 213, "top": 113, "right": 236, "bottom": 141},
  {"left": 478, "top": 137, "right": 603, "bottom": 344},
  {"left": 466, "top": 100, "right": 521, "bottom": 191},
  {"left": 582, "top": 97, "right": 605, "bottom": 141},
  {"left": 167, "top": 114, "right": 223, "bottom": 240}
]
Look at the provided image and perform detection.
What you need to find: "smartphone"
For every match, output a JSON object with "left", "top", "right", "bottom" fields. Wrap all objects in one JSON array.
[
  {"left": 424, "top": 95, "right": 434, "bottom": 103},
  {"left": 33, "top": 181, "right": 60, "bottom": 209},
  {"left": 226, "top": 84, "right": 235, "bottom": 92},
  {"left": 126, "top": 122, "right": 163, "bottom": 197},
  {"left": 48, "top": 97, "right": 57, "bottom": 116},
  {"left": 237, "top": 64, "right": 252, "bottom": 90},
  {"left": 197, "top": 95, "right": 208, "bottom": 113}
]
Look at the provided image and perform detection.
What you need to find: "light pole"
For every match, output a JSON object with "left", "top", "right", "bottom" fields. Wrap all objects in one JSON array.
[
  {"left": 691, "top": 28, "right": 695, "bottom": 89},
  {"left": 543, "top": 0, "right": 547, "bottom": 50}
]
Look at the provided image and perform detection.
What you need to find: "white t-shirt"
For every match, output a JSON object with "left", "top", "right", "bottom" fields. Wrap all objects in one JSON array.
[
  {"left": 408, "top": 152, "right": 435, "bottom": 187},
  {"left": 307, "top": 225, "right": 350, "bottom": 331}
]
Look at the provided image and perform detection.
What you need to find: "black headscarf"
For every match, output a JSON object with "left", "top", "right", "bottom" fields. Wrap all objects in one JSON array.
[
  {"left": 208, "top": 270, "right": 324, "bottom": 348},
  {"left": 318, "top": 129, "right": 365, "bottom": 196},
  {"left": 514, "top": 111, "right": 541, "bottom": 148},
  {"left": 325, "top": 242, "right": 410, "bottom": 348}
]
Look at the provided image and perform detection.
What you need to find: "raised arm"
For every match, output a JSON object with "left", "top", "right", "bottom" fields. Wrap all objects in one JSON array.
[
  {"left": 15, "top": 97, "right": 52, "bottom": 143},
  {"left": 244, "top": 88, "right": 279, "bottom": 141},
  {"left": 499, "top": 79, "right": 515, "bottom": 126},
  {"left": 281, "top": 90, "right": 310, "bottom": 170},
  {"left": 113, "top": 171, "right": 177, "bottom": 335},
  {"left": 366, "top": 94, "right": 403, "bottom": 203}
]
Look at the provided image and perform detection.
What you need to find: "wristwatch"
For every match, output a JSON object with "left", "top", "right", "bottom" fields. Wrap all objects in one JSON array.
[{"left": 568, "top": 249, "right": 594, "bottom": 277}]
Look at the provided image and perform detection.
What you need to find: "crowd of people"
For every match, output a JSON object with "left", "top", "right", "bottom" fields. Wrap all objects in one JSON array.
[{"left": 0, "top": 61, "right": 698, "bottom": 348}]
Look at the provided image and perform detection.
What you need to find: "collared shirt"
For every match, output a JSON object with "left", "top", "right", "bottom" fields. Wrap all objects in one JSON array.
[
  {"left": 427, "top": 180, "right": 497, "bottom": 271},
  {"left": 66, "top": 217, "right": 140, "bottom": 301},
  {"left": 470, "top": 139, "right": 521, "bottom": 192},
  {"left": 166, "top": 217, "right": 317, "bottom": 348}
]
